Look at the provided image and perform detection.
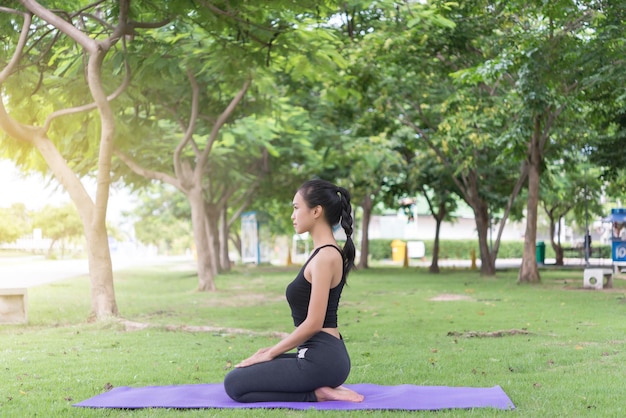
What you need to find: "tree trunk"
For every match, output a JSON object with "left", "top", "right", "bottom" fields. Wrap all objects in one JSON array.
[
  {"left": 35, "top": 133, "right": 118, "bottom": 317},
  {"left": 205, "top": 203, "right": 221, "bottom": 274},
  {"left": 189, "top": 189, "right": 216, "bottom": 291},
  {"left": 219, "top": 205, "right": 231, "bottom": 272},
  {"left": 358, "top": 194, "right": 374, "bottom": 269},
  {"left": 429, "top": 216, "right": 442, "bottom": 274},
  {"left": 473, "top": 201, "right": 496, "bottom": 275},
  {"left": 84, "top": 221, "right": 118, "bottom": 318},
  {"left": 48, "top": 239, "right": 57, "bottom": 259},
  {"left": 554, "top": 245, "right": 564, "bottom": 266},
  {"left": 231, "top": 232, "right": 242, "bottom": 261},
  {"left": 549, "top": 215, "right": 564, "bottom": 266},
  {"left": 555, "top": 216, "right": 564, "bottom": 265},
  {"left": 518, "top": 120, "right": 542, "bottom": 283}
]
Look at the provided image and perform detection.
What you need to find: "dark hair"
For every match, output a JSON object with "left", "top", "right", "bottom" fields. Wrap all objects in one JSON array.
[{"left": 298, "top": 179, "right": 356, "bottom": 278}]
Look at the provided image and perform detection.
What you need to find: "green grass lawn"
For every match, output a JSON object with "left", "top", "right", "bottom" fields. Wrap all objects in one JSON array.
[{"left": 1, "top": 261, "right": 625, "bottom": 417}]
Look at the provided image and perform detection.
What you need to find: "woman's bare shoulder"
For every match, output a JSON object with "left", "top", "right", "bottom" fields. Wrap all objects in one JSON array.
[{"left": 312, "top": 246, "right": 343, "bottom": 267}]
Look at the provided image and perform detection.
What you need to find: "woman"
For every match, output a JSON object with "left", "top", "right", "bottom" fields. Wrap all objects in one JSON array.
[{"left": 224, "top": 179, "right": 363, "bottom": 403}]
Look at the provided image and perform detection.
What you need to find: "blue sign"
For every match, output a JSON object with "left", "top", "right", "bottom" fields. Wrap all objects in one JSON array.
[{"left": 613, "top": 241, "right": 626, "bottom": 262}]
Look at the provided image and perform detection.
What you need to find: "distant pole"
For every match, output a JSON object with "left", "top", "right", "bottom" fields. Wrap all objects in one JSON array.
[
  {"left": 470, "top": 248, "right": 477, "bottom": 270},
  {"left": 584, "top": 182, "right": 590, "bottom": 266}
]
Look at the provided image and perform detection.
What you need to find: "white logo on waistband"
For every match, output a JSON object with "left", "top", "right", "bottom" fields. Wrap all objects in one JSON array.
[{"left": 297, "top": 348, "right": 308, "bottom": 359}]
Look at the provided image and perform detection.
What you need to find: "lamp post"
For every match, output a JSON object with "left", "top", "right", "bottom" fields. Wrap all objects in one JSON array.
[{"left": 584, "top": 181, "right": 590, "bottom": 267}]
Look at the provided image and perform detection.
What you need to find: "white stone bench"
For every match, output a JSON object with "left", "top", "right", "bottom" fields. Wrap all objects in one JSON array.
[
  {"left": 0, "top": 288, "right": 28, "bottom": 324},
  {"left": 583, "top": 269, "right": 613, "bottom": 290}
]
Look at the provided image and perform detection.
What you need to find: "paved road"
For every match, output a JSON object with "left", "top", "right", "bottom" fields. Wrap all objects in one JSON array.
[{"left": 0, "top": 255, "right": 193, "bottom": 288}]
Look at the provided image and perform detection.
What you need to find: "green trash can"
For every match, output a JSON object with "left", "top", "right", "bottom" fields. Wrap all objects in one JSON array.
[{"left": 535, "top": 241, "right": 545, "bottom": 264}]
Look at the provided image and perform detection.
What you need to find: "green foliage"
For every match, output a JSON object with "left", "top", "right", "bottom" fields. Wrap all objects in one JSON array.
[
  {"left": 541, "top": 156, "right": 605, "bottom": 244},
  {"left": 0, "top": 203, "right": 29, "bottom": 244},
  {"left": 0, "top": 1, "right": 133, "bottom": 174},
  {"left": 366, "top": 239, "right": 394, "bottom": 260},
  {"left": 366, "top": 238, "right": 611, "bottom": 261},
  {"left": 126, "top": 184, "right": 193, "bottom": 254},
  {"left": 31, "top": 203, "right": 83, "bottom": 245}
]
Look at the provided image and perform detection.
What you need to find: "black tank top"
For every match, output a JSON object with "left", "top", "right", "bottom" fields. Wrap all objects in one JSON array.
[{"left": 285, "top": 245, "right": 345, "bottom": 328}]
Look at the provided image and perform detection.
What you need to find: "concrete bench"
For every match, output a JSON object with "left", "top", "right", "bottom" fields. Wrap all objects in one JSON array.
[
  {"left": 583, "top": 269, "right": 613, "bottom": 290},
  {"left": 0, "top": 288, "right": 28, "bottom": 324}
]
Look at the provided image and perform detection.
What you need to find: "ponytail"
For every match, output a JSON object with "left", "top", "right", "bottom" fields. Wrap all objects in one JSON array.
[{"left": 337, "top": 187, "right": 356, "bottom": 276}]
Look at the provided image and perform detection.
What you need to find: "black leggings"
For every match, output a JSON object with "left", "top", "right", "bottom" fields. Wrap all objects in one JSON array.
[{"left": 223, "top": 331, "right": 351, "bottom": 402}]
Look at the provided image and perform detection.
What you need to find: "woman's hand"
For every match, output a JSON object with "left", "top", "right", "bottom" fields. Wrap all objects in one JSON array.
[{"left": 235, "top": 347, "right": 274, "bottom": 368}]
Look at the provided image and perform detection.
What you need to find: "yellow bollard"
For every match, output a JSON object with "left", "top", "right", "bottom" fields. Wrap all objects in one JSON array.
[
  {"left": 470, "top": 248, "right": 477, "bottom": 270},
  {"left": 403, "top": 245, "right": 409, "bottom": 268}
]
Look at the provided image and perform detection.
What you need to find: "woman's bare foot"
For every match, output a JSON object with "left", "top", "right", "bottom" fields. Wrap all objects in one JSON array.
[{"left": 315, "top": 385, "right": 364, "bottom": 402}]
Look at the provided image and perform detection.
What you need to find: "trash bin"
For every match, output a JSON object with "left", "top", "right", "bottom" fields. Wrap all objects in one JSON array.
[
  {"left": 535, "top": 241, "right": 545, "bottom": 264},
  {"left": 391, "top": 240, "right": 407, "bottom": 262}
]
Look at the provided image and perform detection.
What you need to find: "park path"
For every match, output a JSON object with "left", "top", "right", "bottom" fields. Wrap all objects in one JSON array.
[{"left": 0, "top": 254, "right": 193, "bottom": 289}]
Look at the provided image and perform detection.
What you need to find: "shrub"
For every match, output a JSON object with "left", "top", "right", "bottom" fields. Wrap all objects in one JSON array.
[{"left": 364, "top": 239, "right": 612, "bottom": 261}]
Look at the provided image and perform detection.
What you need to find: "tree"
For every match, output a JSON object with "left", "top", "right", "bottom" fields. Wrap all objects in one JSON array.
[
  {"left": 347, "top": 134, "right": 404, "bottom": 269},
  {"left": 375, "top": 1, "right": 528, "bottom": 276},
  {"left": 583, "top": 2, "right": 626, "bottom": 189},
  {"left": 127, "top": 183, "right": 193, "bottom": 254},
  {"left": 112, "top": 2, "right": 349, "bottom": 290},
  {"left": 31, "top": 203, "right": 83, "bottom": 258},
  {"left": 312, "top": 1, "right": 451, "bottom": 269},
  {"left": 377, "top": 0, "right": 618, "bottom": 281},
  {"left": 410, "top": 148, "right": 459, "bottom": 274},
  {"left": 0, "top": 203, "right": 29, "bottom": 244},
  {"left": 0, "top": 1, "right": 170, "bottom": 318},
  {"left": 114, "top": 69, "right": 252, "bottom": 291},
  {"left": 541, "top": 154, "right": 604, "bottom": 265}
]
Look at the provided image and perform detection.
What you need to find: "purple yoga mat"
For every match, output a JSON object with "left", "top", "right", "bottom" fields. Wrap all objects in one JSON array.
[{"left": 74, "top": 383, "right": 515, "bottom": 411}]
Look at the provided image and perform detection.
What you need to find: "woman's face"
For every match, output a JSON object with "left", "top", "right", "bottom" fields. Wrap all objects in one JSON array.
[{"left": 291, "top": 192, "right": 316, "bottom": 235}]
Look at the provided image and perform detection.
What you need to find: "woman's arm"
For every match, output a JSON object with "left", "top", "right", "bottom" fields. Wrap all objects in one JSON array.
[{"left": 235, "top": 247, "right": 342, "bottom": 367}]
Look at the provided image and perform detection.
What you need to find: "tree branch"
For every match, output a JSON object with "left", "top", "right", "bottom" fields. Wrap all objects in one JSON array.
[
  {"left": 198, "top": 77, "right": 252, "bottom": 169},
  {"left": 538, "top": 103, "right": 566, "bottom": 152},
  {"left": 0, "top": 9, "right": 40, "bottom": 142},
  {"left": 114, "top": 148, "right": 181, "bottom": 189},
  {"left": 397, "top": 105, "right": 473, "bottom": 205},
  {"left": 0, "top": 99, "right": 40, "bottom": 143},
  {"left": 0, "top": 8, "right": 31, "bottom": 83},
  {"left": 196, "top": 0, "right": 279, "bottom": 34},
  {"left": 173, "top": 68, "right": 201, "bottom": 182},
  {"left": 129, "top": 18, "right": 172, "bottom": 29},
  {"left": 21, "top": 0, "right": 99, "bottom": 53},
  {"left": 42, "top": 40, "right": 132, "bottom": 132},
  {"left": 491, "top": 160, "right": 529, "bottom": 258}
]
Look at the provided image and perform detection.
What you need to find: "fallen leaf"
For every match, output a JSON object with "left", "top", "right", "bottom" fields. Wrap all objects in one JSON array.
[{"left": 104, "top": 382, "right": 114, "bottom": 391}]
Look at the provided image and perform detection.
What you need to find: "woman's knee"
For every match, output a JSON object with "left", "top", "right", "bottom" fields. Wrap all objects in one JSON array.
[{"left": 223, "top": 369, "right": 244, "bottom": 402}]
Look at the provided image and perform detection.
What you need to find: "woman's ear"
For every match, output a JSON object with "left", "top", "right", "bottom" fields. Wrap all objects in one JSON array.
[{"left": 313, "top": 205, "right": 323, "bottom": 219}]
